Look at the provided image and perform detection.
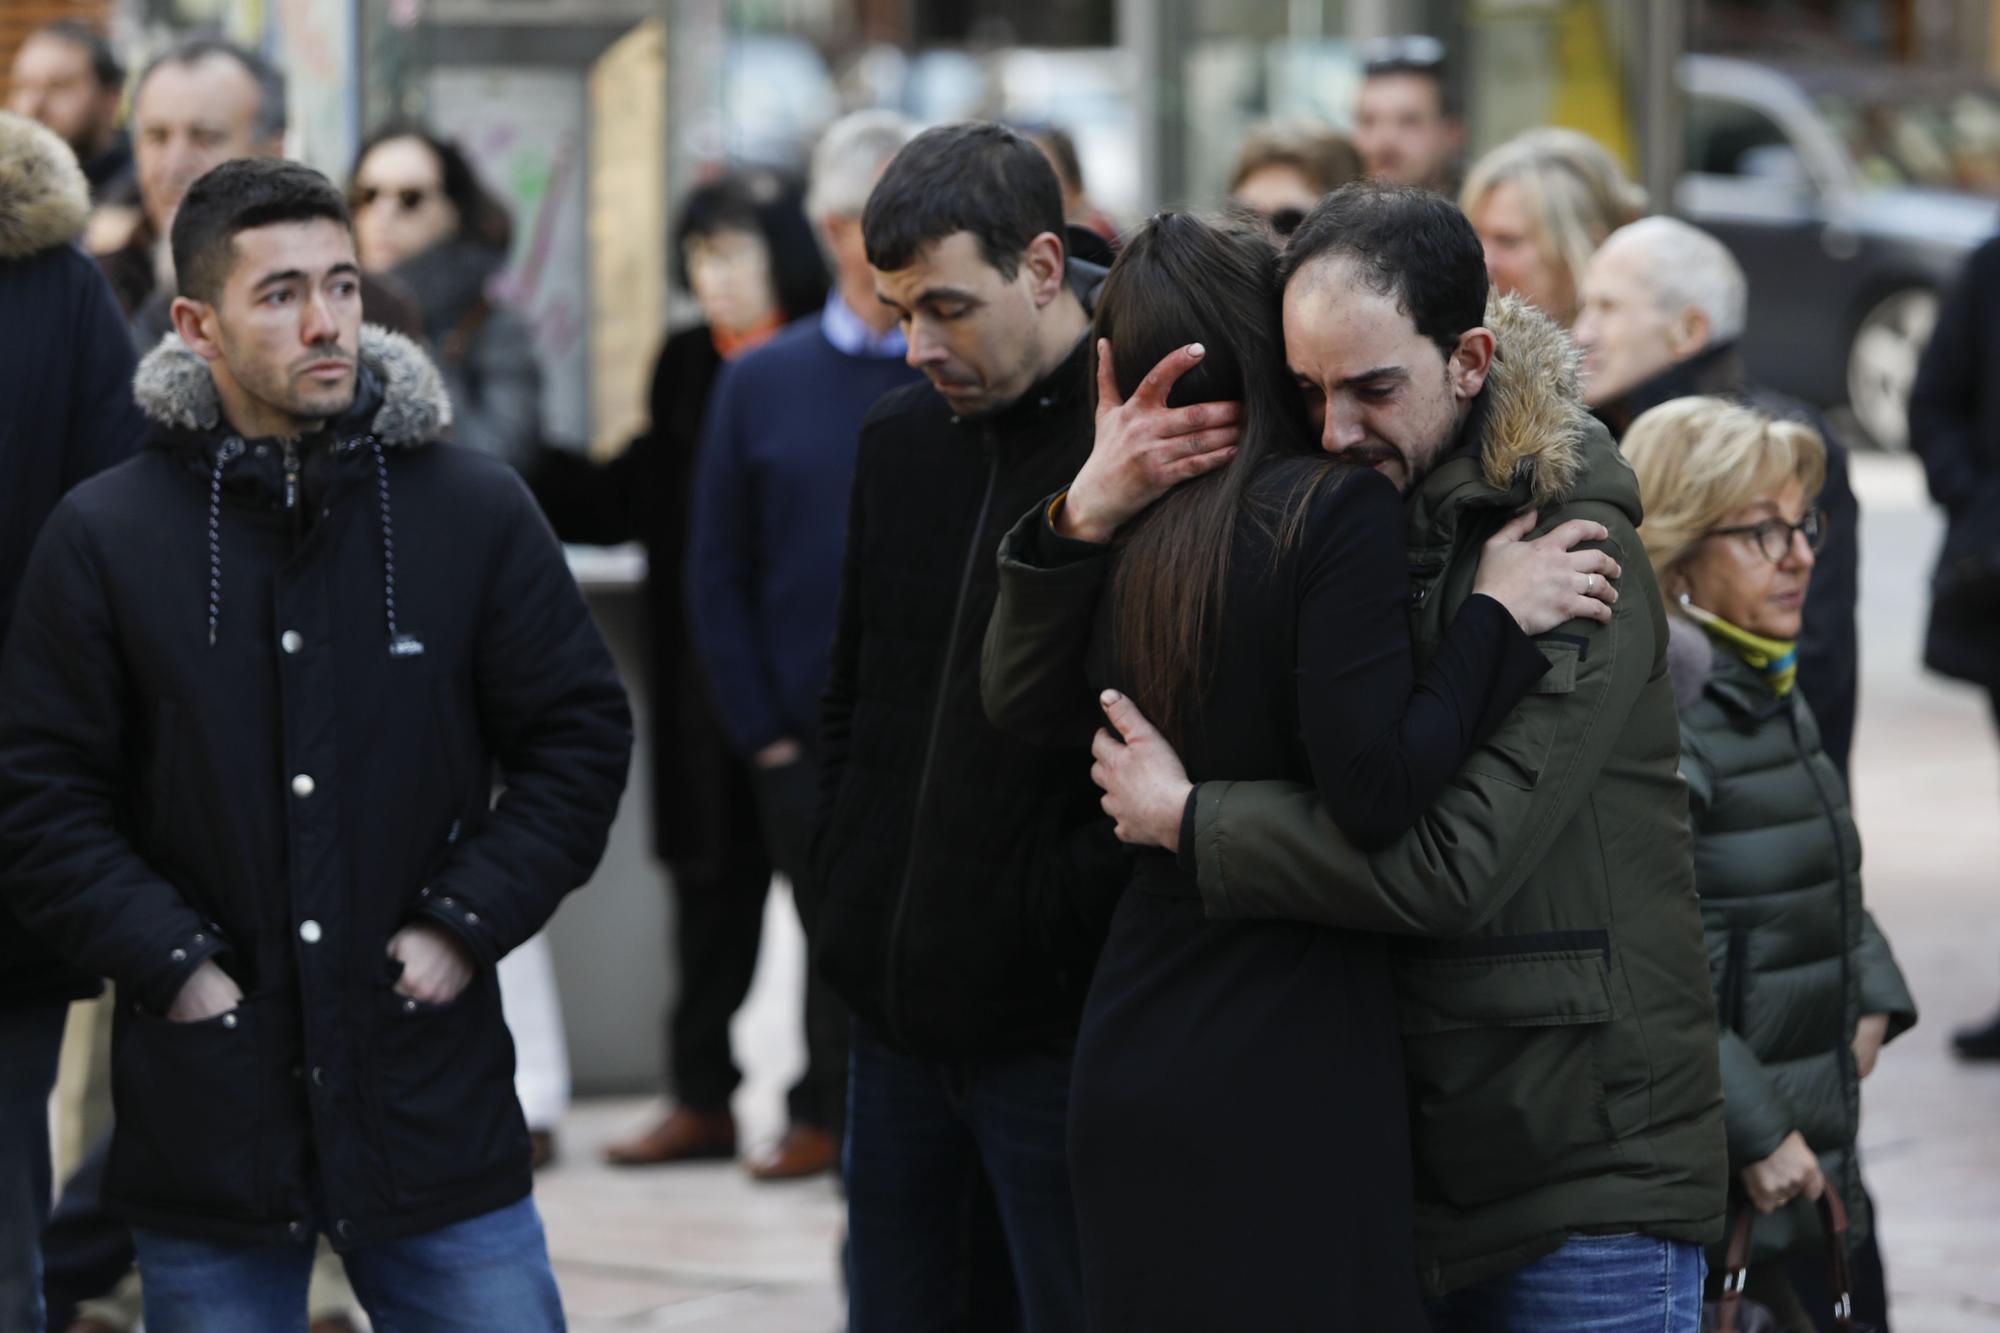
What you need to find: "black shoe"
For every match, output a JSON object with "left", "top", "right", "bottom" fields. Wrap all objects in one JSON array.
[{"left": 1952, "top": 1009, "right": 2000, "bottom": 1059}]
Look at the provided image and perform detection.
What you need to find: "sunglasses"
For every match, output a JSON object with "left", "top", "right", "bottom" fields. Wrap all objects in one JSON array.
[
  {"left": 1266, "top": 207, "right": 1308, "bottom": 237},
  {"left": 1362, "top": 33, "right": 1447, "bottom": 77},
  {"left": 1704, "top": 509, "right": 1828, "bottom": 564},
  {"left": 354, "top": 185, "right": 438, "bottom": 213}
]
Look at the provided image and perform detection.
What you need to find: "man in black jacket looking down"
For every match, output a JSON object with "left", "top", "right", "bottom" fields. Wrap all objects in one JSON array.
[
  {"left": 811, "top": 123, "right": 1175, "bottom": 1330},
  {"left": 0, "top": 157, "right": 630, "bottom": 1332}
]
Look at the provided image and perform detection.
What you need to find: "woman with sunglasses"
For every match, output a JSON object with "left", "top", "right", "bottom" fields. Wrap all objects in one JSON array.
[
  {"left": 349, "top": 123, "right": 541, "bottom": 470},
  {"left": 1225, "top": 118, "right": 1362, "bottom": 238},
  {"left": 1624, "top": 396, "right": 1916, "bottom": 1332}
]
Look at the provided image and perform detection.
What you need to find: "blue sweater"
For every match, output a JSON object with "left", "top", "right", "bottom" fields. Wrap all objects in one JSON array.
[{"left": 687, "top": 315, "right": 921, "bottom": 756}]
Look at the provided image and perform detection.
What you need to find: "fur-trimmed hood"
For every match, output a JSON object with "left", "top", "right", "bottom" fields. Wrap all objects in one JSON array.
[
  {"left": 131, "top": 325, "right": 452, "bottom": 652},
  {"left": 1473, "top": 291, "right": 1592, "bottom": 509},
  {"left": 133, "top": 323, "right": 453, "bottom": 447},
  {"left": 0, "top": 111, "right": 90, "bottom": 261}
]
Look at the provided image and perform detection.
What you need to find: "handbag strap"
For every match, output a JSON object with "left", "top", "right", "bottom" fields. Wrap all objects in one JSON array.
[
  {"left": 1820, "top": 1181, "right": 1855, "bottom": 1329},
  {"left": 1718, "top": 1180, "right": 1856, "bottom": 1333},
  {"left": 1716, "top": 1202, "right": 1758, "bottom": 1333}
]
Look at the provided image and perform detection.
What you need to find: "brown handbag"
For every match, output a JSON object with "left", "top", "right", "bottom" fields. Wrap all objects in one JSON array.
[{"left": 1706, "top": 1180, "right": 1874, "bottom": 1333}]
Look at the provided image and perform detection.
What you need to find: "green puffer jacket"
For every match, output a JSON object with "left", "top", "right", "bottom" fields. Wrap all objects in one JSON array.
[
  {"left": 1154, "top": 295, "right": 1727, "bottom": 1295},
  {"left": 1667, "top": 616, "right": 1916, "bottom": 1264}
]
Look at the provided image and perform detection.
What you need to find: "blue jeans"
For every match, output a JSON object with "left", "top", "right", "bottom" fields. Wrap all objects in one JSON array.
[
  {"left": 1428, "top": 1232, "right": 1708, "bottom": 1332},
  {"left": 133, "top": 1195, "right": 564, "bottom": 1332},
  {"left": 844, "top": 1020, "right": 1085, "bottom": 1333},
  {"left": 0, "top": 1000, "right": 69, "bottom": 1333}
]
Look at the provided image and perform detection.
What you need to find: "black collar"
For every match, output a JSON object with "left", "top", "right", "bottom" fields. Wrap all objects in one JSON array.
[{"left": 1596, "top": 341, "right": 1748, "bottom": 438}]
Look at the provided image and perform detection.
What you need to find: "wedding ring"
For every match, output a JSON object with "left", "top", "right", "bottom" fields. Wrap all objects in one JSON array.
[{"left": 1584, "top": 573, "right": 1595, "bottom": 594}]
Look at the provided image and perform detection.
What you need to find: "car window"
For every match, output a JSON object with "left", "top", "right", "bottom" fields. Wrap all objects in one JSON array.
[{"left": 1687, "top": 94, "right": 1798, "bottom": 178}]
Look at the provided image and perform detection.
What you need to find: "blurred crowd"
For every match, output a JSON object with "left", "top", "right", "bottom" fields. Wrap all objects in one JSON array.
[{"left": 4, "top": 15, "right": 2000, "bottom": 1333}]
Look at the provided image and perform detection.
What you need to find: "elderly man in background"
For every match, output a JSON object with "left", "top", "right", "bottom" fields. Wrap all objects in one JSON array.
[
  {"left": 1576, "top": 215, "right": 1860, "bottom": 778},
  {"left": 94, "top": 36, "right": 421, "bottom": 357},
  {"left": 91, "top": 36, "right": 294, "bottom": 336}
]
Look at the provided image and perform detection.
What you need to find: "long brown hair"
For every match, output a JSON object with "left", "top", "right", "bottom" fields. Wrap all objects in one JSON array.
[{"left": 1101, "top": 211, "right": 1343, "bottom": 750}]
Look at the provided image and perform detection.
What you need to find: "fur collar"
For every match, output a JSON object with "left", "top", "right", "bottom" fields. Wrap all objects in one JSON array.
[
  {"left": 1665, "top": 614, "right": 1715, "bottom": 712},
  {"left": 133, "top": 324, "right": 453, "bottom": 447},
  {"left": 0, "top": 111, "right": 90, "bottom": 260},
  {"left": 1476, "top": 292, "right": 1591, "bottom": 508}
]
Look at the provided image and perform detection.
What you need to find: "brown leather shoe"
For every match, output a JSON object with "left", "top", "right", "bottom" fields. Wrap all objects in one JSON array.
[
  {"left": 744, "top": 1124, "right": 838, "bottom": 1181},
  {"left": 602, "top": 1105, "right": 738, "bottom": 1166}
]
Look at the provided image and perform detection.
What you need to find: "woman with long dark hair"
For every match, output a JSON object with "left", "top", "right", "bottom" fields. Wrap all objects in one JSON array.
[{"left": 983, "top": 211, "right": 1615, "bottom": 1326}]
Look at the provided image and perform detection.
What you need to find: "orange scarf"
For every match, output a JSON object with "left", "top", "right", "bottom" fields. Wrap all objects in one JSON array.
[{"left": 711, "top": 312, "right": 786, "bottom": 362}]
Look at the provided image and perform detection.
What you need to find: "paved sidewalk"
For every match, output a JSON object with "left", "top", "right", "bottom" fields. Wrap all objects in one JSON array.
[{"left": 533, "top": 454, "right": 2000, "bottom": 1329}]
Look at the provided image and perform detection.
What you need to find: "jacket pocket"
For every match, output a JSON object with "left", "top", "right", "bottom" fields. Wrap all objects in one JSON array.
[
  {"left": 108, "top": 994, "right": 268, "bottom": 1219},
  {"left": 368, "top": 974, "right": 526, "bottom": 1208},
  {"left": 1459, "top": 691, "right": 1561, "bottom": 791},
  {"left": 1393, "top": 934, "right": 1624, "bottom": 1212}
]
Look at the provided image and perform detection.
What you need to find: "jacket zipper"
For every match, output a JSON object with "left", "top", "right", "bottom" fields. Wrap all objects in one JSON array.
[
  {"left": 281, "top": 437, "right": 302, "bottom": 542},
  {"left": 1785, "top": 706, "right": 1859, "bottom": 1116},
  {"left": 1723, "top": 928, "right": 1748, "bottom": 1031},
  {"left": 882, "top": 430, "right": 999, "bottom": 1042}
]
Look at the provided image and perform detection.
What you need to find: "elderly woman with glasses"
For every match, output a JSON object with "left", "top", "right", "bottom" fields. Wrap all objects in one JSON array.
[{"left": 1624, "top": 396, "right": 1916, "bottom": 1331}]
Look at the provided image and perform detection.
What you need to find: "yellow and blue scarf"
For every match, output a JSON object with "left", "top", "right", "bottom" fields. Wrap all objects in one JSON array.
[{"left": 1679, "top": 597, "right": 1797, "bottom": 696}]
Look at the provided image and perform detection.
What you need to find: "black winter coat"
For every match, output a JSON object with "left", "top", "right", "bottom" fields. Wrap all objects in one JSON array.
[
  {"left": 527, "top": 325, "right": 764, "bottom": 870},
  {"left": 1596, "top": 341, "right": 1862, "bottom": 778},
  {"left": 0, "top": 326, "right": 631, "bottom": 1248},
  {"left": 0, "top": 110, "right": 148, "bottom": 1006},
  {"left": 1910, "top": 233, "right": 2000, "bottom": 691},
  {"left": 811, "top": 326, "right": 1131, "bottom": 1059}
]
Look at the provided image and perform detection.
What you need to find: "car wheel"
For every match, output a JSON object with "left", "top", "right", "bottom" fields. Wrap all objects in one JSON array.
[{"left": 1846, "top": 287, "right": 1938, "bottom": 452}]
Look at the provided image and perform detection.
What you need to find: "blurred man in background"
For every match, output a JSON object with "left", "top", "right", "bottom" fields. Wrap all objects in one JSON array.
[
  {"left": 6, "top": 22, "right": 133, "bottom": 210},
  {"left": 1909, "top": 229, "right": 2000, "bottom": 1063},
  {"left": 1577, "top": 215, "right": 1860, "bottom": 779},
  {"left": 1352, "top": 35, "right": 1463, "bottom": 196}
]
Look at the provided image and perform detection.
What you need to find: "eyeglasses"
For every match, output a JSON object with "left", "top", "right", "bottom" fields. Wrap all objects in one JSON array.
[
  {"left": 1704, "top": 508, "right": 1827, "bottom": 564},
  {"left": 354, "top": 185, "right": 437, "bottom": 213},
  {"left": 1361, "top": 34, "right": 1447, "bottom": 77}
]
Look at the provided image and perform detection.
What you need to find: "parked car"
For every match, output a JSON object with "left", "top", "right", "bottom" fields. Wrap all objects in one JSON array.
[{"left": 1678, "top": 54, "right": 2000, "bottom": 450}]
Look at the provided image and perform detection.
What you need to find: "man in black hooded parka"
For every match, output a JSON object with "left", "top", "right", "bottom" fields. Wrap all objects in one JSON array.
[{"left": 0, "top": 157, "right": 630, "bottom": 1332}]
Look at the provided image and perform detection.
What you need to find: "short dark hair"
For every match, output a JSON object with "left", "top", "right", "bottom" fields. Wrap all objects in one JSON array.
[
  {"left": 352, "top": 121, "right": 514, "bottom": 254},
  {"left": 1017, "top": 121, "right": 1084, "bottom": 195},
  {"left": 172, "top": 158, "right": 350, "bottom": 303},
  {"left": 33, "top": 21, "right": 124, "bottom": 90},
  {"left": 1360, "top": 34, "right": 1456, "bottom": 120},
  {"left": 862, "top": 122, "right": 1065, "bottom": 280},
  {"left": 136, "top": 36, "right": 287, "bottom": 144},
  {"left": 671, "top": 168, "right": 829, "bottom": 324},
  {"left": 1279, "top": 182, "right": 1486, "bottom": 358}
]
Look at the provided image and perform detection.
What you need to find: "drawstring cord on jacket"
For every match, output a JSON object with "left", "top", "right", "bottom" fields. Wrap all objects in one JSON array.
[
  {"left": 205, "top": 434, "right": 422, "bottom": 658},
  {"left": 206, "top": 437, "right": 245, "bottom": 648}
]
